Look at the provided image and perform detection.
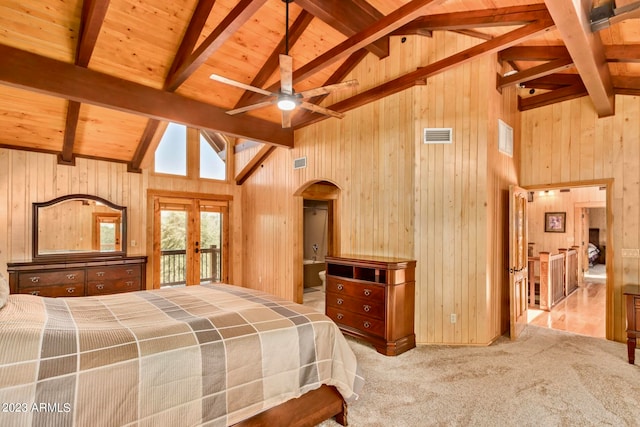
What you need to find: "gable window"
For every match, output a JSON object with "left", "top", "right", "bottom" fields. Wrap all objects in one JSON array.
[
  {"left": 200, "top": 131, "right": 226, "bottom": 180},
  {"left": 155, "top": 123, "right": 187, "bottom": 176},
  {"left": 153, "top": 123, "right": 227, "bottom": 181}
]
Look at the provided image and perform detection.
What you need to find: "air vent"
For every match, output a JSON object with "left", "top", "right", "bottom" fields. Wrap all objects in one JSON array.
[
  {"left": 293, "top": 156, "right": 307, "bottom": 169},
  {"left": 498, "top": 119, "right": 513, "bottom": 157},
  {"left": 423, "top": 128, "right": 452, "bottom": 144}
]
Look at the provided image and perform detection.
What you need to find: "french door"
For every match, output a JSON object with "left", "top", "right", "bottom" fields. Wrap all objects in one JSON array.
[{"left": 153, "top": 196, "right": 229, "bottom": 288}]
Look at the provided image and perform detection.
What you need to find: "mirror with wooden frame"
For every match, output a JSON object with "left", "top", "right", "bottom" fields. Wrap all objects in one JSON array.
[{"left": 33, "top": 194, "right": 127, "bottom": 260}]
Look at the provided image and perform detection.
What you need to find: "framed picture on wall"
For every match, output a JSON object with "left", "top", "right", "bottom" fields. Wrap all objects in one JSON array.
[{"left": 545, "top": 212, "right": 566, "bottom": 233}]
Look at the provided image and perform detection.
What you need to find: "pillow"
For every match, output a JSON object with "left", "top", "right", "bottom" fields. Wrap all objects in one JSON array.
[{"left": 0, "top": 273, "right": 8, "bottom": 309}]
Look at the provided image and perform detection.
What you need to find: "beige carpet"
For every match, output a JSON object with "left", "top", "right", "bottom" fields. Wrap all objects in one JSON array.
[{"left": 317, "top": 325, "right": 640, "bottom": 426}]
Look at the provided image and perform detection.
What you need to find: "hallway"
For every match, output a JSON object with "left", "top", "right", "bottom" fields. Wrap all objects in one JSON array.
[{"left": 528, "top": 278, "right": 606, "bottom": 338}]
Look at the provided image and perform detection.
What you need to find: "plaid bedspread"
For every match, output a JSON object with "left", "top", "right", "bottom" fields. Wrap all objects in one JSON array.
[{"left": 0, "top": 284, "right": 363, "bottom": 427}]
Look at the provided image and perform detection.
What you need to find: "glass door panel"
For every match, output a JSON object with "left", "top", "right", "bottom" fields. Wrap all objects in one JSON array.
[{"left": 159, "top": 205, "right": 188, "bottom": 287}]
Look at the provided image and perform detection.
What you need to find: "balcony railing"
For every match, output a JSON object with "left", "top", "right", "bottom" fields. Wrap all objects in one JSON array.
[{"left": 160, "top": 245, "right": 220, "bottom": 286}]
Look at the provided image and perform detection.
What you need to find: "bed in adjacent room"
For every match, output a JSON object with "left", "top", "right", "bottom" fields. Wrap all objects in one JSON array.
[{"left": 0, "top": 282, "right": 363, "bottom": 427}]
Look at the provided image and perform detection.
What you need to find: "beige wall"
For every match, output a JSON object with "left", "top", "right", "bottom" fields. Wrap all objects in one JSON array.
[{"left": 521, "top": 95, "right": 640, "bottom": 342}]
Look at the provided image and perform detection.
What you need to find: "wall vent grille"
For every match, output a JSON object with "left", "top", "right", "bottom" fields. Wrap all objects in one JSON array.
[
  {"left": 293, "top": 156, "right": 307, "bottom": 169},
  {"left": 423, "top": 128, "right": 453, "bottom": 144}
]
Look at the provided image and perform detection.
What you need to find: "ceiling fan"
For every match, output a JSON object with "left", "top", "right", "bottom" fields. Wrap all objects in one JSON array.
[{"left": 209, "top": 0, "right": 358, "bottom": 128}]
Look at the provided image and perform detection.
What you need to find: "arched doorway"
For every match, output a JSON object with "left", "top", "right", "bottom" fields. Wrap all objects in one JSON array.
[{"left": 294, "top": 180, "right": 341, "bottom": 304}]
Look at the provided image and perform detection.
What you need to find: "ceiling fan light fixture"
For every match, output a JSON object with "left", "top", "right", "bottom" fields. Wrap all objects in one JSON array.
[{"left": 277, "top": 95, "right": 297, "bottom": 111}]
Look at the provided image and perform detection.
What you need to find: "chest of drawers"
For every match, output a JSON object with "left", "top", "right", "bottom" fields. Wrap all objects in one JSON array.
[
  {"left": 8, "top": 257, "right": 147, "bottom": 297},
  {"left": 623, "top": 284, "right": 640, "bottom": 364},
  {"left": 325, "top": 255, "right": 416, "bottom": 356}
]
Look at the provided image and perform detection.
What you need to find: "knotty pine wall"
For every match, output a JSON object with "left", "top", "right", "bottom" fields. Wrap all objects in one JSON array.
[
  {"left": 0, "top": 150, "right": 146, "bottom": 274},
  {"left": 521, "top": 95, "right": 640, "bottom": 342},
  {"left": 241, "top": 32, "right": 519, "bottom": 345},
  {"left": 0, "top": 144, "right": 243, "bottom": 287}
]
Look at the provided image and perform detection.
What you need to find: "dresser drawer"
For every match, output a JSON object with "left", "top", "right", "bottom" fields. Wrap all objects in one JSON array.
[
  {"left": 87, "top": 278, "right": 141, "bottom": 295},
  {"left": 87, "top": 265, "right": 141, "bottom": 281},
  {"left": 326, "top": 277, "right": 385, "bottom": 302},
  {"left": 326, "top": 306, "right": 385, "bottom": 338},
  {"left": 18, "top": 270, "right": 85, "bottom": 288},
  {"left": 326, "top": 293, "right": 385, "bottom": 320},
  {"left": 19, "top": 283, "right": 84, "bottom": 297}
]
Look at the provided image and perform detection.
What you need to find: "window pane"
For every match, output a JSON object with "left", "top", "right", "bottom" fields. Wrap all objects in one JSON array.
[
  {"left": 200, "top": 133, "right": 226, "bottom": 180},
  {"left": 155, "top": 123, "right": 187, "bottom": 176},
  {"left": 200, "top": 210, "right": 222, "bottom": 283}
]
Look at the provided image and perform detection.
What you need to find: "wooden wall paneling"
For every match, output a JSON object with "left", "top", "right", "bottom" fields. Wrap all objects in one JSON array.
[{"left": 521, "top": 95, "right": 640, "bottom": 343}]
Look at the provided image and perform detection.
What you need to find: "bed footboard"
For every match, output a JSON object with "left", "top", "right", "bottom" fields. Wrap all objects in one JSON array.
[{"left": 232, "top": 385, "right": 347, "bottom": 427}]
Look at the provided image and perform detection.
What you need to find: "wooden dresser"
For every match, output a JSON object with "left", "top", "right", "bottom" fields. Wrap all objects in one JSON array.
[
  {"left": 8, "top": 256, "right": 147, "bottom": 297},
  {"left": 623, "top": 284, "right": 640, "bottom": 364},
  {"left": 324, "top": 255, "right": 416, "bottom": 356}
]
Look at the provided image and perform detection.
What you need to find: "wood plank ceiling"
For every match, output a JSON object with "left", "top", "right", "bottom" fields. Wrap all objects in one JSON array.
[{"left": 0, "top": 0, "right": 638, "bottom": 172}]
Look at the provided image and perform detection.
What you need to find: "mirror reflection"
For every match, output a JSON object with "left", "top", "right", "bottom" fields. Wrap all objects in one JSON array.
[{"left": 34, "top": 195, "right": 126, "bottom": 259}]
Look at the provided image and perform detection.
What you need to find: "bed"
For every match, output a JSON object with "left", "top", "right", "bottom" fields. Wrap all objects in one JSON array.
[{"left": 0, "top": 282, "right": 363, "bottom": 427}]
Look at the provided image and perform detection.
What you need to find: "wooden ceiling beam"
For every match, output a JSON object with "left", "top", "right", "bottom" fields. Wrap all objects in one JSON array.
[
  {"left": 500, "top": 44, "right": 640, "bottom": 63},
  {"left": 235, "top": 144, "right": 276, "bottom": 185},
  {"left": 165, "top": 0, "right": 217, "bottom": 89},
  {"left": 498, "top": 57, "right": 575, "bottom": 90},
  {"left": 605, "top": 45, "right": 640, "bottom": 63},
  {"left": 396, "top": 4, "right": 551, "bottom": 33},
  {"left": 518, "top": 83, "right": 589, "bottom": 111},
  {"left": 60, "top": 0, "right": 111, "bottom": 166},
  {"left": 297, "top": 19, "right": 554, "bottom": 126},
  {"left": 499, "top": 46, "right": 570, "bottom": 62},
  {"left": 164, "top": 0, "right": 267, "bottom": 91},
  {"left": 76, "top": 0, "right": 111, "bottom": 67},
  {"left": 0, "top": 44, "right": 293, "bottom": 148},
  {"left": 544, "top": 0, "right": 614, "bottom": 117},
  {"left": 129, "top": 120, "right": 161, "bottom": 173},
  {"left": 294, "top": 0, "right": 389, "bottom": 58},
  {"left": 523, "top": 73, "right": 583, "bottom": 90},
  {"left": 287, "top": 0, "right": 447, "bottom": 88},
  {"left": 613, "top": 75, "right": 640, "bottom": 95}
]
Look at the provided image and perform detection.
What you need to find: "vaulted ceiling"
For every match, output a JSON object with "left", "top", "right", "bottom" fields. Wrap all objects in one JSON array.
[{"left": 0, "top": 0, "right": 639, "bottom": 173}]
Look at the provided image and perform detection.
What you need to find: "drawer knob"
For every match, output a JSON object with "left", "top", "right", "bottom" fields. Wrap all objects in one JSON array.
[
  {"left": 30, "top": 290, "right": 40, "bottom": 296},
  {"left": 337, "top": 283, "right": 344, "bottom": 291},
  {"left": 363, "top": 304, "right": 371, "bottom": 313},
  {"left": 363, "top": 289, "right": 372, "bottom": 296},
  {"left": 363, "top": 321, "right": 371, "bottom": 329},
  {"left": 337, "top": 313, "right": 344, "bottom": 320},
  {"left": 66, "top": 288, "right": 75, "bottom": 294},
  {"left": 126, "top": 269, "right": 133, "bottom": 275},
  {"left": 96, "top": 271, "right": 105, "bottom": 277},
  {"left": 337, "top": 298, "right": 344, "bottom": 305},
  {"left": 96, "top": 284, "right": 104, "bottom": 290},
  {"left": 66, "top": 274, "right": 76, "bottom": 280},
  {"left": 30, "top": 276, "right": 40, "bottom": 283},
  {"left": 126, "top": 281, "right": 134, "bottom": 287}
]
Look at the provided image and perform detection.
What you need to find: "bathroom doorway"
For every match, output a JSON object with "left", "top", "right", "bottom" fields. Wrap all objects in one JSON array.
[
  {"left": 303, "top": 199, "right": 329, "bottom": 291},
  {"left": 295, "top": 180, "right": 340, "bottom": 309}
]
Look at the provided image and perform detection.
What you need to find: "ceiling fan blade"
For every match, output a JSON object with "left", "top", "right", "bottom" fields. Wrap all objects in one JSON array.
[
  {"left": 226, "top": 99, "right": 277, "bottom": 115},
  {"left": 298, "top": 80, "right": 359, "bottom": 98},
  {"left": 300, "top": 101, "right": 345, "bottom": 119},
  {"left": 279, "top": 54, "right": 293, "bottom": 95},
  {"left": 209, "top": 73, "right": 274, "bottom": 97},
  {"left": 281, "top": 110, "right": 292, "bottom": 128}
]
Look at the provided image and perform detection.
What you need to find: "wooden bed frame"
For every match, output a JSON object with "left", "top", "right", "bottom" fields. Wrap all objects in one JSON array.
[{"left": 233, "top": 385, "right": 347, "bottom": 427}]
